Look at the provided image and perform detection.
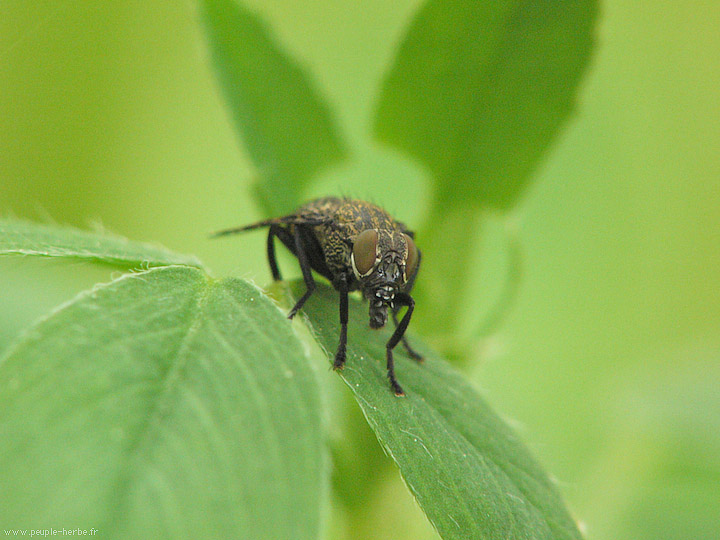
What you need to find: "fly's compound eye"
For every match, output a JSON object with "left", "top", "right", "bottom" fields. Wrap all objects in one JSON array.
[
  {"left": 403, "top": 233, "right": 418, "bottom": 282},
  {"left": 351, "top": 229, "right": 379, "bottom": 279}
]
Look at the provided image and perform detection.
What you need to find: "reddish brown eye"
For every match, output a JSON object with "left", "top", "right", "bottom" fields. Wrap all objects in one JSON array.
[
  {"left": 403, "top": 234, "right": 418, "bottom": 281},
  {"left": 352, "top": 229, "right": 378, "bottom": 276}
]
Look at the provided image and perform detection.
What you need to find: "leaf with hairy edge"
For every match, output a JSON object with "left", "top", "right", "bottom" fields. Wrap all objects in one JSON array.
[
  {"left": 0, "top": 267, "right": 325, "bottom": 540},
  {"left": 296, "top": 282, "right": 582, "bottom": 540},
  {"left": 0, "top": 218, "right": 203, "bottom": 268},
  {"left": 200, "top": 0, "right": 346, "bottom": 215},
  {"left": 374, "top": 0, "right": 597, "bottom": 210}
]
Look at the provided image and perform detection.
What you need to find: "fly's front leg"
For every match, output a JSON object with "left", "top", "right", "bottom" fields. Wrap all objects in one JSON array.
[
  {"left": 333, "top": 274, "right": 349, "bottom": 370},
  {"left": 386, "top": 292, "right": 415, "bottom": 396},
  {"left": 391, "top": 308, "right": 422, "bottom": 361},
  {"left": 287, "top": 226, "right": 316, "bottom": 319}
]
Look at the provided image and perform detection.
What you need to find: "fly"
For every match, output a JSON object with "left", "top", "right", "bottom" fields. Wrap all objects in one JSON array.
[{"left": 213, "top": 197, "right": 423, "bottom": 396}]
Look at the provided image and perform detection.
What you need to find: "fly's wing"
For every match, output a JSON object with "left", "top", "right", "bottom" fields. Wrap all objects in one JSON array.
[
  {"left": 211, "top": 208, "right": 335, "bottom": 283},
  {"left": 211, "top": 212, "right": 330, "bottom": 238},
  {"left": 294, "top": 223, "right": 334, "bottom": 282}
]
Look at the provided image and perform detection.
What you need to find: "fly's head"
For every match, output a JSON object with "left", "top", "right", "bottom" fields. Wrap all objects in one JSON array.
[{"left": 350, "top": 229, "right": 419, "bottom": 329}]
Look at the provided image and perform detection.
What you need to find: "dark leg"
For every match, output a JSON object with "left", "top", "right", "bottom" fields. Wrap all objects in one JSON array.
[
  {"left": 386, "top": 293, "right": 415, "bottom": 396},
  {"left": 287, "top": 226, "right": 316, "bottom": 319},
  {"left": 267, "top": 225, "right": 282, "bottom": 281},
  {"left": 392, "top": 308, "right": 423, "bottom": 361},
  {"left": 333, "top": 274, "right": 349, "bottom": 370}
]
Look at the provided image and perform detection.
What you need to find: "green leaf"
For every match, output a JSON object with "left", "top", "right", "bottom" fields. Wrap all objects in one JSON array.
[
  {"left": 0, "top": 218, "right": 203, "bottom": 268},
  {"left": 200, "top": 0, "right": 346, "bottom": 215},
  {"left": 374, "top": 0, "right": 598, "bottom": 210},
  {"left": 0, "top": 267, "right": 325, "bottom": 540},
  {"left": 296, "top": 282, "right": 581, "bottom": 540},
  {"left": 374, "top": 1, "right": 597, "bottom": 342}
]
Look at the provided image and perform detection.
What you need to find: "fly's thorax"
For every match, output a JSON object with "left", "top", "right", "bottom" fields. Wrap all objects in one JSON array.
[{"left": 314, "top": 223, "right": 351, "bottom": 277}]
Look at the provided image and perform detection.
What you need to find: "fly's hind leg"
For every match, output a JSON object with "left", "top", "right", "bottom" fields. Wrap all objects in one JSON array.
[
  {"left": 267, "top": 225, "right": 283, "bottom": 281},
  {"left": 332, "top": 274, "right": 349, "bottom": 370},
  {"left": 287, "top": 226, "right": 316, "bottom": 319}
]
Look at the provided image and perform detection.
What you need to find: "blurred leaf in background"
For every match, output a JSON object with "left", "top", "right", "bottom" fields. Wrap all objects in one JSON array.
[
  {"left": 375, "top": 1, "right": 597, "bottom": 210},
  {"left": 200, "top": 0, "right": 346, "bottom": 215},
  {"left": 374, "top": 0, "right": 597, "bottom": 343}
]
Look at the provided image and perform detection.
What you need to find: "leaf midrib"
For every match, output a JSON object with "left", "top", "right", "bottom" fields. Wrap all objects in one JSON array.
[{"left": 102, "top": 268, "right": 211, "bottom": 532}]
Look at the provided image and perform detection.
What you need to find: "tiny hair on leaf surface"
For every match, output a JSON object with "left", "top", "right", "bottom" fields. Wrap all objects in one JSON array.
[
  {"left": 0, "top": 217, "right": 203, "bottom": 269},
  {"left": 293, "top": 281, "right": 582, "bottom": 540},
  {"left": 0, "top": 266, "right": 325, "bottom": 540}
]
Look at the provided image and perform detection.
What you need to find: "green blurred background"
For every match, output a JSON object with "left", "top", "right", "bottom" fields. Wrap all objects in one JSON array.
[{"left": 1, "top": 2, "right": 719, "bottom": 539}]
